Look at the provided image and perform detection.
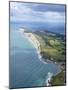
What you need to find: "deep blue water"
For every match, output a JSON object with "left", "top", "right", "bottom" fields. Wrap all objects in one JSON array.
[{"left": 10, "top": 23, "right": 60, "bottom": 88}]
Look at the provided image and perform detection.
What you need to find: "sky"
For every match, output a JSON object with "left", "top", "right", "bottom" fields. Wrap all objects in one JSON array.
[{"left": 10, "top": 2, "right": 65, "bottom": 28}]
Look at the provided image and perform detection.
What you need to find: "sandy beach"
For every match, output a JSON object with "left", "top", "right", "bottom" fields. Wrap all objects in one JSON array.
[{"left": 19, "top": 28, "right": 40, "bottom": 48}]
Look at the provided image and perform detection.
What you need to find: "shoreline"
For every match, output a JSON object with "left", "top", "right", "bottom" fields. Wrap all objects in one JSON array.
[{"left": 19, "top": 28, "right": 63, "bottom": 86}]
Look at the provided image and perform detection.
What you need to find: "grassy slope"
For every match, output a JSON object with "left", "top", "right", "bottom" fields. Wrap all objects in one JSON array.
[{"left": 34, "top": 31, "right": 66, "bottom": 86}]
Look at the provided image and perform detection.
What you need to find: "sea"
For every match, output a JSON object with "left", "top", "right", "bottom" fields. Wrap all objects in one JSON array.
[{"left": 9, "top": 22, "right": 61, "bottom": 88}]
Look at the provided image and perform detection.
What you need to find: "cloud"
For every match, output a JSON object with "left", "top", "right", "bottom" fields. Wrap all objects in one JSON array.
[{"left": 10, "top": 2, "right": 65, "bottom": 24}]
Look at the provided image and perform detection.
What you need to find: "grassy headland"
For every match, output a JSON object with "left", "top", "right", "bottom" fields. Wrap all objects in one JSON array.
[
  {"left": 51, "top": 69, "right": 66, "bottom": 86},
  {"left": 33, "top": 30, "right": 66, "bottom": 86}
]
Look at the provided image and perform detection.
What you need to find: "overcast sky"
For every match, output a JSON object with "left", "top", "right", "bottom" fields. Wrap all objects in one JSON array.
[{"left": 10, "top": 2, "right": 65, "bottom": 25}]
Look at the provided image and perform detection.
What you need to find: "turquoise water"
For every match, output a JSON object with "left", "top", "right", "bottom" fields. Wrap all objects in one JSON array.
[{"left": 10, "top": 24, "right": 60, "bottom": 88}]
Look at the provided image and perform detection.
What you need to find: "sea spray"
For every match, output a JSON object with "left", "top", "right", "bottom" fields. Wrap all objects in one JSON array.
[{"left": 45, "top": 72, "right": 53, "bottom": 86}]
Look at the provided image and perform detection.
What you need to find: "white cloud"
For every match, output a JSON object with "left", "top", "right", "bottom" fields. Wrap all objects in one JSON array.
[
  {"left": 43, "top": 12, "right": 65, "bottom": 23},
  {"left": 10, "top": 2, "right": 65, "bottom": 24}
]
